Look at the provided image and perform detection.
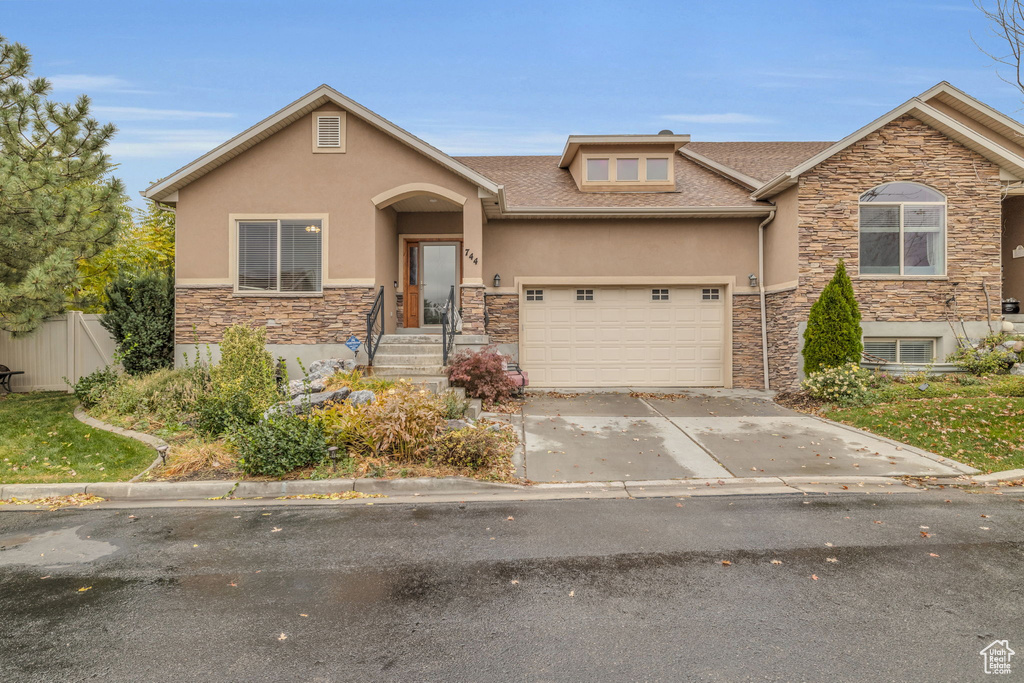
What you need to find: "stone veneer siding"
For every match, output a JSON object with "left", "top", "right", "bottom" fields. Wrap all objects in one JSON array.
[
  {"left": 760, "top": 115, "right": 1005, "bottom": 386},
  {"left": 174, "top": 286, "right": 377, "bottom": 344},
  {"left": 484, "top": 293, "right": 519, "bottom": 344},
  {"left": 766, "top": 288, "right": 800, "bottom": 389},
  {"left": 731, "top": 294, "right": 765, "bottom": 389},
  {"left": 460, "top": 285, "right": 486, "bottom": 334},
  {"left": 797, "top": 115, "right": 1002, "bottom": 321}
]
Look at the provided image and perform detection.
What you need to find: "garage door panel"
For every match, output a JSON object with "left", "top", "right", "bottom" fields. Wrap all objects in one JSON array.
[{"left": 520, "top": 285, "right": 727, "bottom": 388}]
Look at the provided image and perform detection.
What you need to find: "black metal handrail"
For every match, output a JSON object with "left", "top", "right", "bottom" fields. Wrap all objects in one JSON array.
[
  {"left": 441, "top": 285, "right": 457, "bottom": 365},
  {"left": 366, "top": 286, "right": 384, "bottom": 365}
]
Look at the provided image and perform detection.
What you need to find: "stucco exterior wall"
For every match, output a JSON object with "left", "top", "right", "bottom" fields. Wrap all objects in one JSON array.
[
  {"left": 174, "top": 106, "right": 481, "bottom": 286},
  {"left": 483, "top": 217, "right": 760, "bottom": 290},
  {"left": 764, "top": 185, "right": 798, "bottom": 287},
  {"left": 797, "top": 115, "right": 1002, "bottom": 322}
]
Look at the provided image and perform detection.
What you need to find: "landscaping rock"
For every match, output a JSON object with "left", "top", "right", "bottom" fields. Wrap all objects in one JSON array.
[
  {"left": 307, "top": 358, "right": 356, "bottom": 380},
  {"left": 347, "top": 390, "right": 375, "bottom": 406},
  {"left": 264, "top": 387, "right": 351, "bottom": 418},
  {"left": 445, "top": 419, "right": 469, "bottom": 431},
  {"left": 1014, "top": 341, "right": 1024, "bottom": 354},
  {"left": 1012, "top": 363, "right": 1024, "bottom": 377},
  {"left": 1003, "top": 320, "right": 1016, "bottom": 333},
  {"left": 286, "top": 377, "right": 326, "bottom": 398}
]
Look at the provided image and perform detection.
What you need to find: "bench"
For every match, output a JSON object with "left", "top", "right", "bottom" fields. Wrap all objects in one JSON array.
[
  {"left": 0, "top": 365, "right": 24, "bottom": 393},
  {"left": 502, "top": 359, "right": 529, "bottom": 396}
]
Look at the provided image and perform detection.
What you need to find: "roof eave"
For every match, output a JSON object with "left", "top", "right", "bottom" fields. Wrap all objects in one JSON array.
[
  {"left": 496, "top": 205, "right": 773, "bottom": 219},
  {"left": 557, "top": 134, "right": 691, "bottom": 168}
]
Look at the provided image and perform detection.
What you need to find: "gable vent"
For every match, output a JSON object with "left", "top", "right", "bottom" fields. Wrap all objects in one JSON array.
[{"left": 317, "top": 116, "right": 342, "bottom": 147}]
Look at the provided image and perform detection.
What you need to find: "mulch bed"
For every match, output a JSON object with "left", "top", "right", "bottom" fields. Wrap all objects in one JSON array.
[{"left": 773, "top": 389, "right": 824, "bottom": 414}]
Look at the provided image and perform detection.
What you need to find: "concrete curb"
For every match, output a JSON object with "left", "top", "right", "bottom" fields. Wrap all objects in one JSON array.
[
  {"left": 965, "top": 468, "right": 1024, "bottom": 484},
  {"left": 0, "top": 473, "right": 930, "bottom": 505},
  {"left": 73, "top": 406, "right": 165, "bottom": 482}
]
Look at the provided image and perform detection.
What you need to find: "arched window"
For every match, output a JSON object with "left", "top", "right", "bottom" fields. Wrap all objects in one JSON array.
[{"left": 859, "top": 182, "right": 946, "bottom": 276}]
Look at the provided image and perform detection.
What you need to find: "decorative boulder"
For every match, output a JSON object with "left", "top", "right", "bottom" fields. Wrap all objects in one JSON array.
[
  {"left": 347, "top": 390, "right": 375, "bottom": 406},
  {"left": 1014, "top": 341, "right": 1024, "bottom": 354},
  {"left": 1003, "top": 320, "right": 1016, "bottom": 333},
  {"left": 445, "top": 419, "right": 469, "bottom": 431},
  {"left": 307, "top": 358, "right": 355, "bottom": 380},
  {"left": 264, "top": 387, "right": 352, "bottom": 418},
  {"left": 286, "top": 377, "right": 327, "bottom": 398},
  {"left": 1012, "top": 363, "right": 1024, "bottom": 377}
]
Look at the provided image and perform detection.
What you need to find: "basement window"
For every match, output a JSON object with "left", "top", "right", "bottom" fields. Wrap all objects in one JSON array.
[
  {"left": 576, "top": 289, "right": 595, "bottom": 301},
  {"left": 652, "top": 288, "right": 669, "bottom": 301},
  {"left": 526, "top": 289, "right": 544, "bottom": 301},
  {"left": 863, "top": 338, "right": 936, "bottom": 364},
  {"left": 701, "top": 288, "right": 720, "bottom": 300}
]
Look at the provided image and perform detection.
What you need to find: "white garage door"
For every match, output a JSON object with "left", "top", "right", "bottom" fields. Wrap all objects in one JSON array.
[{"left": 520, "top": 285, "right": 727, "bottom": 387}]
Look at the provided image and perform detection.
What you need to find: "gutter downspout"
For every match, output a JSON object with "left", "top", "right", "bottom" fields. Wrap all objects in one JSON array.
[{"left": 758, "top": 210, "right": 775, "bottom": 391}]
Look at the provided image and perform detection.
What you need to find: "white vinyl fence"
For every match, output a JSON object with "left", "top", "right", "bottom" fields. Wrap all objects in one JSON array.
[{"left": 0, "top": 312, "right": 117, "bottom": 392}]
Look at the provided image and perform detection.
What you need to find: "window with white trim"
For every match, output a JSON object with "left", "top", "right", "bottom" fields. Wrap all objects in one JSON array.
[
  {"left": 701, "top": 288, "right": 720, "bottom": 300},
  {"left": 583, "top": 155, "right": 673, "bottom": 184},
  {"left": 586, "top": 158, "right": 609, "bottom": 182},
  {"left": 576, "top": 289, "right": 594, "bottom": 301},
  {"left": 652, "top": 288, "right": 669, "bottom": 301},
  {"left": 526, "top": 289, "right": 544, "bottom": 301},
  {"left": 238, "top": 219, "right": 322, "bottom": 293},
  {"left": 863, "top": 338, "right": 936, "bottom": 364},
  {"left": 859, "top": 182, "right": 946, "bottom": 276},
  {"left": 616, "top": 158, "right": 639, "bottom": 181}
]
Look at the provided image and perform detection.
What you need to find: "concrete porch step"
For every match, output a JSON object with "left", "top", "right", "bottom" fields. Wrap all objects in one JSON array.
[
  {"left": 374, "top": 344, "right": 445, "bottom": 356},
  {"left": 372, "top": 365, "right": 447, "bottom": 377},
  {"left": 380, "top": 334, "right": 441, "bottom": 344},
  {"left": 373, "top": 356, "right": 445, "bottom": 367}
]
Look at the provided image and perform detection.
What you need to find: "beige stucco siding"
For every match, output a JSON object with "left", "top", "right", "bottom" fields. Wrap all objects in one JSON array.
[
  {"left": 483, "top": 218, "right": 760, "bottom": 286},
  {"left": 764, "top": 185, "right": 798, "bottom": 287},
  {"left": 175, "top": 106, "right": 481, "bottom": 284}
]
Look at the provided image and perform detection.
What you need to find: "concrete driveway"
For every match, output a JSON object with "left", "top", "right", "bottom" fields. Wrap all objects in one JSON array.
[{"left": 523, "top": 391, "right": 969, "bottom": 482}]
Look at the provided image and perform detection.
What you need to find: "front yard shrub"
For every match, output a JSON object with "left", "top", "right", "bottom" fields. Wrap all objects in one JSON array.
[
  {"left": 326, "top": 369, "right": 396, "bottom": 394},
  {"left": 946, "top": 344, "right": 1015, "bottom": 376},
  {"left": 100, "top": 269, "right": 175, "bottom": 375},
  {"left": 802, "top": 260, "right": 863, "bottom": 375},
  {"left": 447, "top": 345, "right": 517, "bottom": 404},
  {"left": 233, "top": 413, "right": 327, "bottom": 477},
  {"left": 441, "top": 390, "right": 468, "bottom": 419},
  {"left": 802, "top": 363, "right": 871, "bottom": 405},
  {"left": 197, "top": 324, "right": 280, "bottom": 435},
  {"left": 94, "top": 366, "right": 210, "bottom": 429},
  {"left": 320, "top": 383, "right": 446, "bottom": 460},
  {"left": 431, "top": 424, "right": 516, "bottom": 469},
  {"left": 71, "top": 366, "right": 119, "bottom": 408}
]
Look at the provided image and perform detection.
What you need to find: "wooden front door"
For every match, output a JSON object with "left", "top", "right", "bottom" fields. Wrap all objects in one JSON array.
[
  {"left": 403, "top": 240, "right": 462, "bottom": 329},
  {"left": 404, "top": 242, "right": 421, "bottom": 328}
]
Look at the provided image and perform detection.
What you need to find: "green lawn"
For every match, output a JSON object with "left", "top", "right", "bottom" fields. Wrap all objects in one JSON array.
[
  {"left": 0, "top": 392, "right": 156, "bottom": 484},
  {"left": 825, "top": 378, "right": 1024, "bottom": 473}
]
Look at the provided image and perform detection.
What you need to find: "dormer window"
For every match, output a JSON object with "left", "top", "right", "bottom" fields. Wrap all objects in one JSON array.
[
  {"left": 646, "top": 158, "right": 669, "bottom": 181},
  {"left": 616, "top": 158, "right": 639, "bottom": 181},
  {"left": 586, "top": 158, "right": 609, "bottom": 181}
]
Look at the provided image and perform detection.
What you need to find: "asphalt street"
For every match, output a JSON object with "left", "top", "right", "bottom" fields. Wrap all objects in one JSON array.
[{"left": 1, "top": 489, "right": 1022, "bottom": 682}]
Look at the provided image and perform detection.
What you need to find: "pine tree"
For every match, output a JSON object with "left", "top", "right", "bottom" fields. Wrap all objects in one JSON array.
[
  {"left": 0, "top": 35, "right": 125, "bottom": 334},
  {"left": 803, "top": 260, "right": 864, "bottom": 374}
]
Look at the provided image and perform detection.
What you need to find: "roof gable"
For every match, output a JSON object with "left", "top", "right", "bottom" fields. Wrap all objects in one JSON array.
[
  {"left": 143, "top": 85, "right": 500, "bottom": 203},
  {"left": 751, "top": 82, "right": 1024, "bottom": 199}
]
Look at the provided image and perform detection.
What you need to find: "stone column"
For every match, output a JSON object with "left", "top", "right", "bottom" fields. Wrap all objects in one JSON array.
[{"left": 461, "top": 198, "right": 486, "bottom": 334}]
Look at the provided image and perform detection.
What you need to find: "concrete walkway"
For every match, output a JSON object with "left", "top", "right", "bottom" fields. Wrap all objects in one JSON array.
[{"left": 523, "top": 391, "right": 973, "bottom": 482}]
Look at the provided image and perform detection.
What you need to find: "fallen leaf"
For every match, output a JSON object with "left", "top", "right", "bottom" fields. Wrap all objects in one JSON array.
[
  {"left": 920, "top": 531, "right": 931, "bottom": 538},
  {"left": 506, "top": 516, "right": 515, "bottom": 521},
  {"left": 929, "top": 553, "right": 940, "bottom": 558},
  {"left": 873, "top": 521, "right": 883, "bottom": 524},
  {"left": 193, "top": 544, "right": 199, "bottom": 548},
  {"left": 271, "top": 527, "right": 282, "bottom": 533},
  {"left": 77, "top": 586, "right": 91, "bottom": 592},
  {"left": 920, "top": 526, "right": 929, "bottom": 529},
  {"left": 981, "top": 514, "right": 990, "bottom": 518},
  {"left": 510, "top": 580, "right": 519, "bottom": 585},
  {"left": 770, "top": 559, "right": 782, "bottom": 565},
  {"left": 720, "top": 560, "right": 732, "bottom": 566},
  {"left": 569, "top": 590, "right": 575, "bottom": 597},
  {"left": 278, "top": 633, "right": 287, "bottom": 641},
  {"left": 980, "top": 526, "right": 990, "bottom": 530},
  {"left": 825, "top": 557, "right": 839, "bottom": 563},
  {"left": 811, "top": 574, "right": 819, "bottom": 580},
  {"left": 300, "top": 614, "right": 308, "bottom": 618},
  {"left": 825, "top": 542, "right": 834, "bottom": 547}
]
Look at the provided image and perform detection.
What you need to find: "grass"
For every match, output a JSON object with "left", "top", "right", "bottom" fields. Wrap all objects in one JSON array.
[
  {"left": 0, "top": 392, "right": 156, "bottom": 484},
  {"left": 822, "top": 376, "right": 1024, "bottom": 473}
]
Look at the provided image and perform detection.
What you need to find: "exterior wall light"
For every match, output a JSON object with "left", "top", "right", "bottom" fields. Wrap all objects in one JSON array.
[
  {"left": 493, "top": 274, "right": 501, "bottom": 287},
  {"left": 748, "top": 274, "right": 758, "bottom": 288}
]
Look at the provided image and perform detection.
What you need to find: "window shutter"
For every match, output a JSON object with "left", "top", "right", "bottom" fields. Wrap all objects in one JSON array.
[
  {"left": 317, "top": 116, "right": 342, "bottom": 147},
  {"left": 279, "top": 220, "right": 322, "bottom": 292},
  {"left": 238, "top": 221, "right": 278, "bottom": 291}
]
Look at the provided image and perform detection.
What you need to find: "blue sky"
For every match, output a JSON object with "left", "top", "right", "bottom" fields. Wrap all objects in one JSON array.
[{"left": 3, "top": 0, "right": 1021, "bottom": 204}]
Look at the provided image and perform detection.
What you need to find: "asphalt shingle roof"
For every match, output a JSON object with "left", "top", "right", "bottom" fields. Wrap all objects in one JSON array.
[
  {"left": 683, "top": 141, "right": 835, "bottom": 183},
  {"left": 455, "top": 154, "right": 766, "bottom": 209}
]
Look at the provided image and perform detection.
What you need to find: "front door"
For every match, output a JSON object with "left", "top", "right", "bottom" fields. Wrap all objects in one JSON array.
[{"left": 404, "top": 241, "right": 461, "bottom": 328}]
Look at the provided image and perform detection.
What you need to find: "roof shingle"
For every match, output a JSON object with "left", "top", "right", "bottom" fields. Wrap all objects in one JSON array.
[
  {"left": 455, "top": 154, "right": 766, "bottom": 209},
  {"left": 683, "top": 141, "right": 834, "bottom": 183}
]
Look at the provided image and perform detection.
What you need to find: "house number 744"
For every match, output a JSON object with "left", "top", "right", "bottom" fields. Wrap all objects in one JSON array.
[{"left": 464, "top": 248, "right": 478, "bottom": 265}]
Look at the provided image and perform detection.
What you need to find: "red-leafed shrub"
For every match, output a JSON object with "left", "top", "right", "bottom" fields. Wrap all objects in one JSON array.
[{"left": 446, "top": 345, "right": 517, "bottom": 404}]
